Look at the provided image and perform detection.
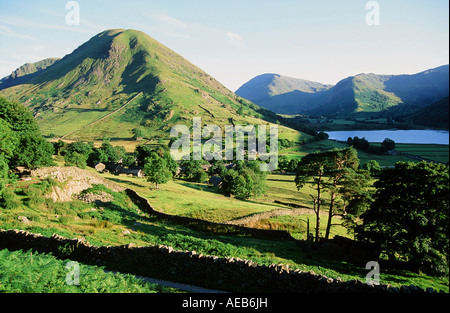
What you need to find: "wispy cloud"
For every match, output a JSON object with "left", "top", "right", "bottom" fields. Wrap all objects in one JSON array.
[
  {"left": 156, "top": 13, "right": 187, "bottom": 29},
  {"left": 38, "top": 8, "right": 107, "bottom": 33},
  {"left": 140, "top": 11, "right": 190, "bottom": 39},
  {"left": 226, "top": 32, "right": 246, "bottom": 47},
  {"left": 144, "top": 11, "right": 247, "bottom": 48},
  {"left": 0, "top": 25, "right": 36, "bottom": 40},
  {"left": 0, "top": 15, "right": 99, "bottom": 34}
]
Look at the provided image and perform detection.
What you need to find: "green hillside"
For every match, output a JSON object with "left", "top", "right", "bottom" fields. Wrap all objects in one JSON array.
[
  {"left": 0, "top": 29, "right": 299, "bottom": 141},
  {"left": 406, "top": 96, "right": 449, "bottom": 129}
]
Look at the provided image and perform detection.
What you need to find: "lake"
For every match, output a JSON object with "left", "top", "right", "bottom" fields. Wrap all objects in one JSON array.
[{"left": 326, "top": 130, "right": 449, "bottom": 145}]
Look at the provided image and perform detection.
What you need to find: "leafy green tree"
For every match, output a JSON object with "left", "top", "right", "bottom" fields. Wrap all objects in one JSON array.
[
  {"left": 233, "top": 172, "right": 254, "bottom": 199},
  {"left": 321, "top": 147, "right": 365, "bottom": 240},
  {"left": 295, "top": 147, "right": 369, "bottom": 241},
  {"left": 357, "top": 162, "right": 449, "bottom": 275},
  {"left": 277, "top": 155, "right": 289, "bottom": 171},
  {"left": 61, "top": 141, "right": 93, "bottom": 168},
  {"left": 314, "top": 131, "right": 329, "bottom": 141},
  {"left": 52, "top": 140, "right": 66, "bottom": 156},
  {"left": 348, "top": 136, "right": 370, "bottom": 151},
  {"left": 192, "top": 168, "right": 208, "bottom": 184},
  {"left": 135, "top": 145, "right": 154, "bottom": 167},
  {"left": 287, "top": 159, "right": 300, "bottom": 172},
  {"left": 220, "top": 169, "right": 239, "bottom": 197},
  {"left": 180, "top": 159, "right": 204, "bottom": 182},
  {"left": 0, "top": 155, "right": 9, "bottom": 191},
  {"left": 64, "top": 151, "right": 87, "bottom": 169},
  {"left": 219, "top": 162, "right": 267, "bottom": 199},
  {"left": 347, "top": 137, "right": 353, "bottom": 146},
  {"left": 381, "top": 138, "right": 396, "bottom": 151},
  {"left": 17, "top": 131, "right": 55, "bottom": 169},
  {"left": 161, "top": 149, "right": 178, "bottom": 176},
  {"left": 98, "top": 141, "right": 125, "bottom": 163},
  {"left": 337, "top": 167, "right": 373, "bottom": 236},
  {"left": 295, "top": 152, "right": 328, "bottom": 242},
  {"left": 0, "top": 96, "right": 53, "bottom": 170},
  {"left": 63, "top": 141, "right": 93, "bottom": 156},
  {"left": 0, "top": 119, "right": 17, "bottom": 161},
  {"left": 363, "top": 160, "right": 382, "bottom": 176},
  {"left": 208, "top": 159, "right": 227, "bottom": 177},
  {"left": 143, "top": 152, "right": 173, "bottom": 188},
  {"left": 86, "top": 141, "right": 127, "bottom": 166},
  {"left": 220, "top": 170, "right": 252, "bottom": 198},
  {"left": 131, "top": 128, "right": 144, "bottom": 141}
]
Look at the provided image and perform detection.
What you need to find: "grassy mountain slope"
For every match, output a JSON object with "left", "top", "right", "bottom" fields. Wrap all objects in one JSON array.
[
  {"left": 405, "top": 96, "right": 449, "bottom": 129},
  {"left": 237, "top": 65, "right": 449, "bottom": 118},
  {"left": 1, "top": 29, "right": 301, "bottom": 141}
]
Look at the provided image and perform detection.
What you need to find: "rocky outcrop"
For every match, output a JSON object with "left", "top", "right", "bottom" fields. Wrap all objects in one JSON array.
[{"left": 31, "top": 166, "right": 125, "bottom": 202}]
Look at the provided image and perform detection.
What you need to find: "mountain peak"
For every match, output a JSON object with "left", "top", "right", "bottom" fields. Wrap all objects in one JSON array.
[{"left": 0, "top": 29, "right": 268, "bottom": 140}]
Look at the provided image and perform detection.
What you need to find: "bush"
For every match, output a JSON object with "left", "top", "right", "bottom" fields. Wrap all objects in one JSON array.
[
  {"left": 25, "top": 187, "right": 44, "bottom": 207},
  {"left": 192, "top": 168, "right": 208, "bottom": 183},
  {"left": 64, "top": 151, "right": 87, "bottom": 168},
  {"left": 58, "top": 215, "right": 73, "bottom": 225},
  {"left": 0, "top": 188, "right": 22, "bottom": 210}
]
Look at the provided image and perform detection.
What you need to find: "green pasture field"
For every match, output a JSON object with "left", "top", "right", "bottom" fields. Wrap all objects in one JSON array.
[
  {"left": 1, "top": 170, "right": 448, "bottom": 292},
  {"left": 394, "top": 143, "right": 449, "bottom": 164},
  {"left": 279, "top": 139, "right": 449, "bottom": 167}
]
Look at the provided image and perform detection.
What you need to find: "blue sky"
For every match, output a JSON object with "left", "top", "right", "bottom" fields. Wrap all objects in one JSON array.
[{"left": 0, "top": 0, "right": 448, "bottom": 91}]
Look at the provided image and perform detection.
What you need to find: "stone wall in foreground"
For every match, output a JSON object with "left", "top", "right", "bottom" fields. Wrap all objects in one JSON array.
[{"left": 0, "top": 229, "right": 440, "bottom": 293}]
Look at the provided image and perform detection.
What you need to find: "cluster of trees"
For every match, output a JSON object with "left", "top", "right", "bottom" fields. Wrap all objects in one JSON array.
[
  {"left": 277, "top": 156, "right": 300, "bottom": 172},
  {"left": 53, "top": 140, "right": 130, "bottom": 169},
  {"left": 356, "top": 161, "right": 449, "bottom": 276},
  {"left": 347, "top": 136, "right": 395, "bottom": 155},
  {"left": 142, "top": 145, "right": 267, "bottom": 199},
  {"left": 295, "top": 146, "right": 449, "bottom": 275},
  {"left": 1, "top": 96, "right": 54, "bottom": 195},
  {"left": 278, "top": 138, "right": 296, "bottom": 150}
]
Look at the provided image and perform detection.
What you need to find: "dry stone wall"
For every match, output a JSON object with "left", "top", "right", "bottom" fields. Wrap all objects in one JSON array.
[
  {"left": 124, "top": 188, "right": 295, "bottom": 241},
  {"left": 0, "top": 229, "right": 440, "bottom": 293}
]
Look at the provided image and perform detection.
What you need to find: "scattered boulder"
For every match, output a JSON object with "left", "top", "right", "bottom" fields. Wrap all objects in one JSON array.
[{"left": 18, "top": 216, "right": 31, "bottom": 224}]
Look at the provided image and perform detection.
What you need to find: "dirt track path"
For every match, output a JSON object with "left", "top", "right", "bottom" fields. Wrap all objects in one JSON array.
[{"left": 105, "top": 270, "right": 227, "bottom": 293}]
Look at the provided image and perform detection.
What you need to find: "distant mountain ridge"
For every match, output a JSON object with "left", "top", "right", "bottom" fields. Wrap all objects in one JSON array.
[
  {"left": 236, "top": 65, "right": 450, "bottom": 118},
  {"left": 0, "top": 58, "right": 60, "bottom": 89},
  {"left": 235, "top": 73, "right": 333, "bottom": 114}
]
